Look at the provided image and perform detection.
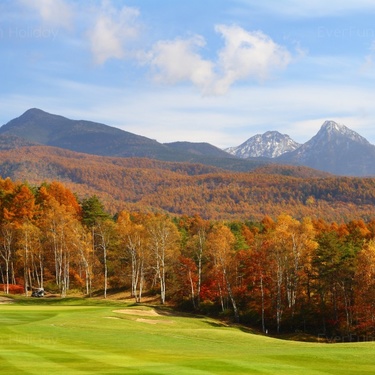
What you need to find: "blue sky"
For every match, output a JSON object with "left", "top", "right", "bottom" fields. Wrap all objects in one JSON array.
[{"left": 1, "top": 0, "right": 375, "bottom": 148}]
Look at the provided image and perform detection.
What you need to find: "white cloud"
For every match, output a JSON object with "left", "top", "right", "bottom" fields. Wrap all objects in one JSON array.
[
  {"left": 145, "top": 35, "right": 216, "bottom": 93},
  {"left": 19, "top": 0, "right": 73, "bottom": 29},
  {"left": 18, "top": 2, "right": 293, "bottom": 93},
  {"left": 144, "top": 25, "right": 292, "bottom": 95},
  {"left": 88, "top": 1, "right": 140, "bottom": 65},
  {"left": 213, "top": 25, "right": 292, "bottom": 94}
]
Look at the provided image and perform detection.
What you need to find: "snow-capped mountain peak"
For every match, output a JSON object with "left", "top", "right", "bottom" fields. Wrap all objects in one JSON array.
[
  {"left": 225, "top": 131, "right": 301, "bottom": 159},
  {"left": 277, "top": 120, "right": 375, "bottom": 176},
  {"left": 322, "top": 120, "right": 343, "bottom": 132},
  {"left": 315, "top": 120, "right": 370, "bottom": 145}
]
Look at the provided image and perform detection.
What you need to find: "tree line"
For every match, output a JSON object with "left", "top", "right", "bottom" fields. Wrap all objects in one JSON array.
[{"left": 1, "top": 177, "right": 375, "bottom": 339}]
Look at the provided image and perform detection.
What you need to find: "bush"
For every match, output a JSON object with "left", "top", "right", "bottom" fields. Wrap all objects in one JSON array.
[{"left": 0, "top": 284, "right": 24, "bottom": 294}]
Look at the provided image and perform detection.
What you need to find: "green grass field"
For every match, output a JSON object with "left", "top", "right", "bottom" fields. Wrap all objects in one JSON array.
[{"left": 1, "top": 297, "right": 375, "bottom": 374}]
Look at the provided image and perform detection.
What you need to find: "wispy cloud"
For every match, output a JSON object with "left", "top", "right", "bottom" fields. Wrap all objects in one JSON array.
[
  {"left": 236, "top": 0, "right": 375, "bottom": 17},
  {"left": 361, "top": 41, "right": 375, "bottom": 74},
  {"left": 87, "top": 1, "right": 141, "bottom": 65},
  {"left": 16, "top": 1, "right": 294, "bottom": 93},
  {"left": 19, "top": 0, "right": 73, "bottom": 29}
]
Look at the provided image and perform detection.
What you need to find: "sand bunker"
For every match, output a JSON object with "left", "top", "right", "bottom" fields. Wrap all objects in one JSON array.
[
  {"left": 112, "top": 308, "right": 174, "bottom": 324},
  {"left": 113, "top": 309, "right": 160, "bottom": 317},
  {"left": 136, "top": 318, "right": 174, "bottom": 325},
  {"left": 0, "top": 296, "right": 14, "bottom": 304}
]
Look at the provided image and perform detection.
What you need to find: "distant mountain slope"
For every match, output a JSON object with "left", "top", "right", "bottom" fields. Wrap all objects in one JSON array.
[
  {"left": 0, "top": 134, "right": 38, "bottom": 150},
  {"left": 225, "top": 131, "right": 300, "bottom": 158},
  {"left": 278, "top": 121, "right": 375, "bottom": 176},
  {"left": 0, "top": 108, "right": 172, "bottom": 158},
  {"left": 165, "top": 141, "right": 233, "bottom": 158},
  {"left": 0, "top": 108, "right": 266, "bottom": 172}
]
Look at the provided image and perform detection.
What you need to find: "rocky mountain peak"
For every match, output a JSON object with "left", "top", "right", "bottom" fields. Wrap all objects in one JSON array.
[
  {"left": 277, "top": 120, "right": 375, "bottom": 175},
  {"left": 225, "top": 130, "right": 300, "bottom": 159},
  {"left": 321, "top": 120, "right": 343, "bottom": 131},
  {"left": 314, "top": 120, "right": 370, "bottom": 145}
]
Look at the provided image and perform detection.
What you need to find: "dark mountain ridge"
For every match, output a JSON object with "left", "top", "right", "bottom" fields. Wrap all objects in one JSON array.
[
  {"left": 0, "top": 108, "right": 265, "bottom": 172},
  {"left": 0, "top": 108, "right": 169, "bottom": 158}
]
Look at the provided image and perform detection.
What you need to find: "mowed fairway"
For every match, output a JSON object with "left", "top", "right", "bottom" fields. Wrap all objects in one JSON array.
[{"left": 1, "top": 299, "right": 375, "bottom": 374}]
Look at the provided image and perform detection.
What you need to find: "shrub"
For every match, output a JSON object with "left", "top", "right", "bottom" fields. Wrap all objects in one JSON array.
[{"left": 0, "top": 284, "right": 24, "bottom": 294}]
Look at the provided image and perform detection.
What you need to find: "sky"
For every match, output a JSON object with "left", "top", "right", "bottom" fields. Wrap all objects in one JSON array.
[{"left": 2, "top": 0, "right": 375, "bottom": 148}]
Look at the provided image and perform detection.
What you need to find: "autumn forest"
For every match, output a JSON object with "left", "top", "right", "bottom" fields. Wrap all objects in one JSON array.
[
  {"left": 2, "top": 145, "right": 375, "bottom": 223},
  {"left": 1, "top": 176, "right": 375, "bottom": 340}
]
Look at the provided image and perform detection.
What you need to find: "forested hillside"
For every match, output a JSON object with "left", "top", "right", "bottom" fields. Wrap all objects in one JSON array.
[
  {"left": 0, "top": 146, "right": 375, "bottom": 222},
  {"left": 1, "top": 177, "right": 375, "bottom": 339},
  {"left": 0, "top": 108, "right": 266, "bottom": 171}
]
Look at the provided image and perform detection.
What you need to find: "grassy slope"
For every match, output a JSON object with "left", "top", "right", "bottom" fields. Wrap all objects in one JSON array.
[{"left": 0, "top": 298, "right": 375, "bottom": 374}]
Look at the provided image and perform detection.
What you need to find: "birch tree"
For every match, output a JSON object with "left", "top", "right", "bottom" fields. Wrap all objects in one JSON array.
[
  {"left": 38, "top": 183, "right": 82, "bottom": 297},
  {"left": 95, "top": 219, "right": 116, "bottom": 299},
  {"left": 267, "top": 215, "right": 317, "bottom": 332},
  {"left": 146, "top": 215, "right": 180, "bottom": 305},
  {"left": 184, "top": 215, "right": 209, "bottom": 308},
  {"left": 0, "top": 223, "right": 16, "bottom": 294},
  {"left": 207, "top": 223, "right": 239, "bottom": 323},
  {"left": 81, "top": 196, "right": 112, "bottom": 298},
  {"left": 117, "top": 211, "right": 149, "bottom": 302},
  {"left": 17, "top": 221, "right": 42, "bottom": 295},
  {"left": 71, "top": 223, "right": 94, "bottom": 296}
]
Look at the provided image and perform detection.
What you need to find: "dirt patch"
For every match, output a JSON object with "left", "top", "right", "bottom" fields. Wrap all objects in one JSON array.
[
  {"left": 109, "top": 309, "right": 174, "bottom": 324},
  {"left": 97, "top": 290, "right": 160, "bottom": 304},
  {"left": 113, "top": 309, "right": 160, "bottom": 317},
  {"left": 136, "top": 318, "right": 174, "bottom": 325},
  {"left": 0, "top": 296, "right": 14, "bottom": 304}
]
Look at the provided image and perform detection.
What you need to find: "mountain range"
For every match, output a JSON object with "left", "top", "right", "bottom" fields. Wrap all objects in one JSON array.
[
  {"left": 226, "top": 121, "right": 375, "bottom": 176},
  {"left": 1, "top": 108, "right": 375, "bottom": 176},
  {"left": 0, "top": 108, "right": 266, "bottom": 172},
  {"left": 1, "top": 108, "right": 375, "bottom": 221}
]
